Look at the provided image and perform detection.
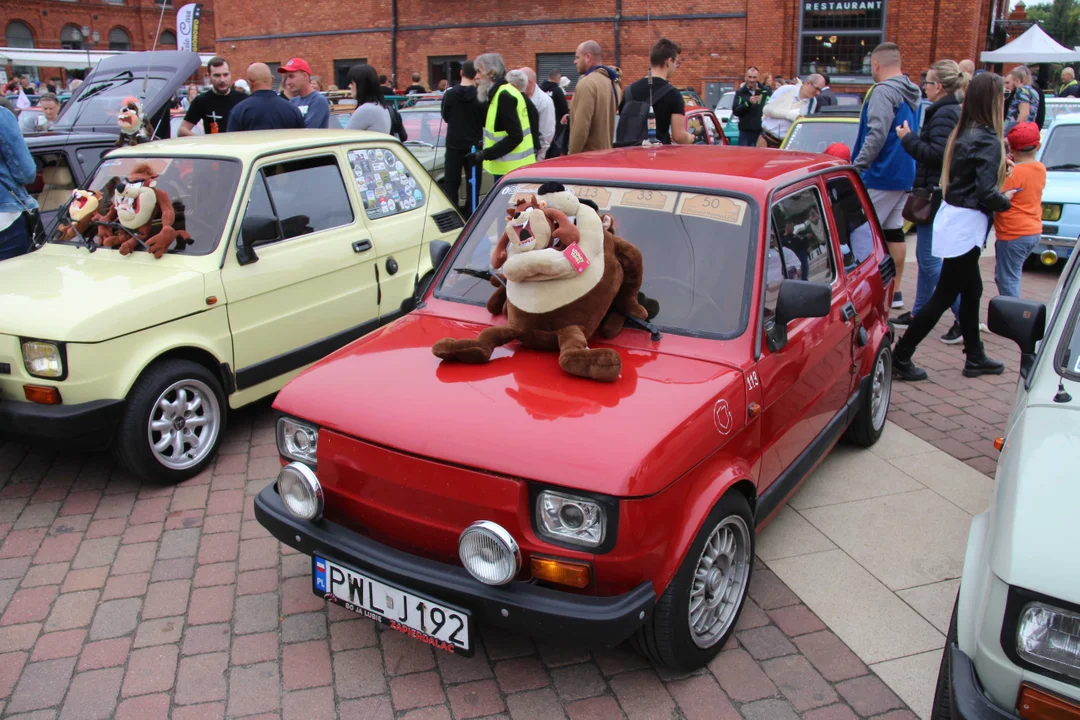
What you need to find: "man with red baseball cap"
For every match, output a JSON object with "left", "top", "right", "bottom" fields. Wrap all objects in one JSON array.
[
  {"left": 994, "top": 121, "right": 1046, "bottom": 297},
  {"left": 279, "top": 58, "right": 330, "bottom": 128}
]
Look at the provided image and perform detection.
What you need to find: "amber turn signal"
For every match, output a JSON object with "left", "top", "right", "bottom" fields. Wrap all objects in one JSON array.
[
  {"left": 1017, "top": 683, "right": 1080, "bottom": 720},
  {"left": 530, "top": 557, "right": 591, "bottom": 589},
  {"left": 994, "top": 437, "right": 1005, "bottom": 451},
  {"left": 24, "top": 385, "right": 61, "bottom": 405}
]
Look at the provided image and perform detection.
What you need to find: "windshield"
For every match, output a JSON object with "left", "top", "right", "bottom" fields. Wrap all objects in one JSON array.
[
  {"left": 402, "top": 111, "right": 448, "bottom": 147},
  {"left": 718, "top": 93, "right": 734, "bottom": 111},
  {"left": 47, "top": 156, "right": 242, "bottom": 256},
  {"left": 436, "top": 183, "right": 757, "bottom": 338},
  {"left": 52, "top": 74, "right": 170, "bottom": 130},
  {"left": 1044, "top": 101, "right": 1080, "bottom": 126},
  {"left": 784, "top": 121, "right": 859, "bottom": 154},
  {"left": 1043, "top": 125, "right": 1080, "bottom": 170}
]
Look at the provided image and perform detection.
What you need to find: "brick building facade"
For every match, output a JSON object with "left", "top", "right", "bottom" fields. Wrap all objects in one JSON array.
[
  {"left": 1, "top": 0, "right": 216, "bottom": 85},
  {"left": 209, "top": 0, "right": 997, "bottom": 97}
]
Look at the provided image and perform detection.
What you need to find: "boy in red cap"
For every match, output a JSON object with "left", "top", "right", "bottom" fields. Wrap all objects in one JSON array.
[
  {"left": 279, "top": 58, "right": 330, "bottom": 128},
  {"left": 993, "top": 121, "right": 1045, "bottom": 297}
]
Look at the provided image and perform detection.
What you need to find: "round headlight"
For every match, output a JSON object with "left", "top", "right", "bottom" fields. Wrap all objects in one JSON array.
[
  {"left": 458, "top": 521, "right": 520, "bottom": 586},
  {"left": 278, "top": 462, "right": 324, "bottom": 521}
]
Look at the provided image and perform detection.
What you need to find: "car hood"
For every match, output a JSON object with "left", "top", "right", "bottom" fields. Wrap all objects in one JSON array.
[
  {"left": 1043, "top": 170, "right": 1080, "bottom": 203},
  {"left": 990, "top": 404, "right": 1080, "bottom": 603},
  {"left": 275, "top": 313, "right": 747, "bottom": 497},
  {"left": 0, "top": 247, "right": 208, "bottom": 343}
]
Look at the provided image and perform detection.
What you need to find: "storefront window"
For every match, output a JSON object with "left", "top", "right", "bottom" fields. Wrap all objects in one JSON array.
[{"left": 799, "top": 1, "right": 886, "bottom": 78}]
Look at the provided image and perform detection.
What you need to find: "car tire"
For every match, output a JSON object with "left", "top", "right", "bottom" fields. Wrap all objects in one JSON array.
[
  {"left": 844, "top": 343, "right": 891, "bottom": 447},
  {"left": 631, "top": 490, "right": 754, "bottom": 671},
  {"left": 113, "top": 359, "right": 227, "bottom": 484},
  {"left": 930, "top": 593, "right": 958, "bottom": 719}
]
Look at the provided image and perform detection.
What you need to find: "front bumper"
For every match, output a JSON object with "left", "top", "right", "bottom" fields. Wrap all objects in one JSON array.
[
  {"left": 1035, "top": 234, "right": 1076, "bottom": 258},
  {"left": 255, "top": 484, "right": 656, "bottom": 646},
  {"left": 0, "top": 396, "right": 124, "bottom": 447},
  {"left": 949, "top": 644, "right": 1018, "bottom": 719}
]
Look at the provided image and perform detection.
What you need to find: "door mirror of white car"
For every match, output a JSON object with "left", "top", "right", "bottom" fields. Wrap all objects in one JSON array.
[{"left": 988, "top": 296, "right": 1046, "bottom": 379}]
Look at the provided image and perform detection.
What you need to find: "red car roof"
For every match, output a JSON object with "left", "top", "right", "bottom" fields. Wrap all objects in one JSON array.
[{"left": 507, "top": 146, "right": 845, "bottom": 194}]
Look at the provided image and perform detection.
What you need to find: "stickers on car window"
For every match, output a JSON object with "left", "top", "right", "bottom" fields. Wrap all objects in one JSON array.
[
  {"left": 621, "top": 189, "right": 668, "bottom": 210},
  {"left": 680, "top": 194, "right": 748, "bottom": 225},
  {"left": 348, "top": 148, "right": 425, "bottom": 220},
  {"left": 566, "top": 186, "right": 612, "bottom": 209}
]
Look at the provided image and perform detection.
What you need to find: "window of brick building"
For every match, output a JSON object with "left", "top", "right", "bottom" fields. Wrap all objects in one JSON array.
[
  {"left": 159, "top": 30, "right": 177, "bottom": 47},
  {"left": 428, "top": 56, "right": 466, "bottom": 88},
  {"left": 334, "top": 58, "right": 367, "bottom": 92},
  {"left": 5, "top": 20, "right": 34, "bottom": 48},
  {"left": 798, "top": 1, "right": 886, "bottom": 80},
  {"left": 60, "top": 25, "right": 84, "bottom": 50},
  {"left": 108, "top": 28, "right": 131, "bottom": 51},
  {"left": 537, "top": 53, "right": 579, "bottom": 92}
]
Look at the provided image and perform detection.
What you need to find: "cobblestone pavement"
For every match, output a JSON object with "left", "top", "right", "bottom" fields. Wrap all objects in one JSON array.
[
  {"left": 0, "top": 257, "right": 1061, "bottom": 719},
  {"left": 888, "top": 258, "right": 1062, "bottom": 477}
]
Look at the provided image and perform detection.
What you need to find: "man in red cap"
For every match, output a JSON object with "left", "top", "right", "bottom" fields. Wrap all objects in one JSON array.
[
  {"left": 279, "top": 58, "right": 330, "bottom": 128},
  {"left": 993, "top": 121, "right": 1046, "bottom": 297}
]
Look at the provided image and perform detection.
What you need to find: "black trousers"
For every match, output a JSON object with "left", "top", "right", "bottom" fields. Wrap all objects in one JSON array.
[
  {"left": 444, "top": 148, "right": 478, "bottom": 218},
  {"left": 895, "top": 246, "right": 983, "bottom": 359}
]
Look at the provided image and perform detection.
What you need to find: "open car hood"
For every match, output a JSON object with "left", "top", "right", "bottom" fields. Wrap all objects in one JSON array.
[
  {"left": 53, "top": 51, "right": 202, "bottom": 135},
  {"left": 274, "top": 313, "right": 747, "bottom": 498}
]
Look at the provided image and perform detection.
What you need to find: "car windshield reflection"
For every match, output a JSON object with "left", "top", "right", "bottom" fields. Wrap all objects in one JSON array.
[{"left": 784, "top": 121, "right": 859, "bottom": 154}]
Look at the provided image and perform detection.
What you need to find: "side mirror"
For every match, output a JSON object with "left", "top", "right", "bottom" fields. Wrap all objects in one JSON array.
[
  {"left": 768, "top": 280, "right": 832, "bottom": 352},
  {"left": 238, "top": 216, "right": 278, "bottom": 266},
  {"left": 988, "top": 296, "right": 1046, "bottom": 379},
  {"left": 430, "top": 240, "right": 451, "bottom": 273}
]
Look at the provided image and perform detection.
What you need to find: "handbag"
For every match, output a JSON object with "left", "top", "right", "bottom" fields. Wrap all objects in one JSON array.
[{"left": 902, "top": 187, "right": 934, "bottom": 225}]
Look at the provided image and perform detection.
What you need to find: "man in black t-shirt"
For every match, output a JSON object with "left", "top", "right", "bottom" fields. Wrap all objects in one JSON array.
[
  {"left": 179, "top": 57, "right": 246, "bottom": 135},
  {"left": 405, "top": 73, "right": 427, "bottom": 94},
  {"left": 621, "top": 38, "right": 693, "bottom": 145}
]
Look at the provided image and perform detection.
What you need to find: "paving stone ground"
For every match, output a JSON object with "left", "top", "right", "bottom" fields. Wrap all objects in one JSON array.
[{"left": 0, "top": 255, "right": 1060, "bottom": 719}]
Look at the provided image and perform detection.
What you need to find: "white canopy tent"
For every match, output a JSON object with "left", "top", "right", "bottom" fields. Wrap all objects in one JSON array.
[
  {"left": 0, "top": 47, "right": 217, "bottom": 70},
  {"left": 980, "top": 24, "right": 1080, "bottom": 63}
]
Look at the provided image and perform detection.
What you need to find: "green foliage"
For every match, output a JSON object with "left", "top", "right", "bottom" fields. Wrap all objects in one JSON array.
[{"left": 1024, "top": 0, "right": 1080, "bottom": 49}]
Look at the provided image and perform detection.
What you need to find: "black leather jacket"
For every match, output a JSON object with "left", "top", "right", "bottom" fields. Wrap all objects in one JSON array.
[
  {"left": 942, "top": 125, "right": 1011, "bottom": 215},
  {"left": 900, "top": 94, "right": 961, "bottom": 191}
]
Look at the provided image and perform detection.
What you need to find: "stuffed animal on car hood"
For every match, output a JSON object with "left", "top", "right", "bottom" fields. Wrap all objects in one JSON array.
[
  {"left": 432, "top": 182, "right": 648, "bottom": 382},
  {"left": 97, "top": 162, "right": 177, "bottom": 258},
  {"left": 58, "top": 189, "right": 103, "bottom": 241}
]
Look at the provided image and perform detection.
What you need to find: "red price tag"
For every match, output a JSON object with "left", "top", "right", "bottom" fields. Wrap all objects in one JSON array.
[{"left": 563, "top": 242, "right": 590, "bottom": 274}]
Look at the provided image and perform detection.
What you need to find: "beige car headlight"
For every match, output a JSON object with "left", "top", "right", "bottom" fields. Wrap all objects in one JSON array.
[{"left": 22, "top": 341, "right": 64, "bottom": 379}]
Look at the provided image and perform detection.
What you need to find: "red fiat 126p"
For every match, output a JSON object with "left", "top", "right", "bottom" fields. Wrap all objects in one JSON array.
[{"left": 255, "top": 146, "right": 896, "bottom": 670}]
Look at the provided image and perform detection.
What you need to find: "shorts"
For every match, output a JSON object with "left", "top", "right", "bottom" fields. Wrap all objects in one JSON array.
[{"left": 867, "top": 188, "right": 909, "bottom": 233}]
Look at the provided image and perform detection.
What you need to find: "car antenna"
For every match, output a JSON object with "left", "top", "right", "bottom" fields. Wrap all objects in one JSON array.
[
  {"left": 142, "top": 1, "right": 171, "bottom": 140},
  {"left": 1054, "top": 377, "right": 1072, "bottom": 403},
  {"left": 408, "top": 95, "right": 450, "bottom": 310}
]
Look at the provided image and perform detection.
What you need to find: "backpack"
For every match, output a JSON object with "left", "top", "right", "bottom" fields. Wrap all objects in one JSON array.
[
  {"left": 615, "top": 80, "right": 676, "bottom": 146},
  {"left": 388, "top": 104, "right": 407, "bottom": 142}
]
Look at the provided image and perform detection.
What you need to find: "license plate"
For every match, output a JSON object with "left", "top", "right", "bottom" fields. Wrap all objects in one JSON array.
[{"left": 313, "top": 555, "right": 472, "bottom": 656}]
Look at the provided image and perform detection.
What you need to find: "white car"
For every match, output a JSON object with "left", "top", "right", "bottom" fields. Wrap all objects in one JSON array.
[
  {"left": 932, "top": 249, "right": 1080, "bottom": 718},
  {"left": 714, "top": 91, "right": 736, "bottom": 123}
]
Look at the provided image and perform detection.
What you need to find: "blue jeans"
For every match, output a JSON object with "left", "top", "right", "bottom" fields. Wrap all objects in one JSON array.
[
  {"left": 914, "top": 221, "right": 959, "bottom": 319},
  {"left": 0, "top": 215, "right": 29, "bottom": 262},
  {"left": 995, "top": 234, "right": 1040, "bottom": 297},
  {"left": 738, "top": 130, "right": 761, "bottom": 147}
]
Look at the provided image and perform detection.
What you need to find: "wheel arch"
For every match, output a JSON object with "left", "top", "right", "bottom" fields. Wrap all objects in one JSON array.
[{"left": 120, "top": 340, "right": 231, "bottom": 403}]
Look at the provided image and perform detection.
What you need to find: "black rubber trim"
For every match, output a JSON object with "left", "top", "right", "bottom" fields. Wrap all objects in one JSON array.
[
  {"left": 755, "top": 372, "right": 867, "bottom": 525},
  {"left": 254, "top": 485, "right": 655, "bottom": 645},
  {"left": 234, "top": 308, "right": 408, "bottom": 391},
  {"left": 0, "top": 397, "right": 124, "bottom": 445},
  {"left": 527, "top": 483, "right": 620, "bottom": 555},
  {"left": 1000, "top": 584, "right": 1080, "bottom": 690},
  {"left": 219, "top": 363, "right": 236, "bottom": 395},
  {"left": 947, "top": 644, "right": 1019, "bottom": 719}
]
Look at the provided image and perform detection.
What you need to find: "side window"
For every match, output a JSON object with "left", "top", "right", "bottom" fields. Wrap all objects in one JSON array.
[
  {"left": 703, "top": 115, "right": 720, "bottom": 144},
  {"left": 26, "top": 153, "right": 75, "bottom": 212},
  {"left": 76, "top": 148, "right": 111, "bottom": 180},
  {"left": 252, "top": 155, "right": 354, "bottom": 242},
  {"left": 347, "top": 147, "right": 426, "bottom": 220},
  {"left": 826, "top": 175, "right": 875, "bottom": 270},
  {"left": 763, "top": 228, "right": 793, "bottom": 320},
  {"left": 769, "top": 186, "right": 835, "bottom": 285}
]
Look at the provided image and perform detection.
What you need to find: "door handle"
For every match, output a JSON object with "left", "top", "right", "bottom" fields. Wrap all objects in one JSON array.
[
  {"left": 352, "top": 240, "right": 372, "bottom": 253},
  {"left": 841, "top": 302, "right": 857, "bottom": 322}
]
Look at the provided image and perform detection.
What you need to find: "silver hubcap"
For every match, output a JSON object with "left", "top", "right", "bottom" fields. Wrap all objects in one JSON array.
[
  {"left": 688, "top": 515, "right": 752, "bottom": 648},
  {"left": 870, "top": 351, "right": 892, "bottom": 431},
  {"left": 146, "top": 379, "right": 220, "bottom": 471}
]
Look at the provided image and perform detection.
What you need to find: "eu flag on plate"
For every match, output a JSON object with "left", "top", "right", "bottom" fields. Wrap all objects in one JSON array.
[{"left": 314, "top": 557, "right": 327, "bottom": 592}]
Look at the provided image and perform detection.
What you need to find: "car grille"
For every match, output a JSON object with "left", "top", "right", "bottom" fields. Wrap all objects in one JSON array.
[
  {"left": 432, "top": 209, "right": 464, "bottom": 234},
  {"left": 879, "top": 254, "right": 896, "bottom": 287}
]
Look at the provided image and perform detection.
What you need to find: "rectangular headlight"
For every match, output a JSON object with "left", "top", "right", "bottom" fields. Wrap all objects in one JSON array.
[
  {"left": 277, "top": 417, "right": 318, "bottom": 466},
  {"left": 22, "top": 341, "right": 63, "bottom": 379},
  {"left": 1042, "top": 204, "right": 1063, "bottom": 222},
  {"left": 1017, "top": 601, "right": 1080, "bottom": 680},
  {"left": 536, "top": 491, "right": 606, "bottom": 548}
]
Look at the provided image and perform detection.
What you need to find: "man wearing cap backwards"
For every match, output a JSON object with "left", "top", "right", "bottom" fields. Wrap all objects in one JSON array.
[
  {"left": 279, "top": 58, "right": 330, "bottom": 129},
  {"left": 179, "top": 56, "right": 246, "bottom": 136}
]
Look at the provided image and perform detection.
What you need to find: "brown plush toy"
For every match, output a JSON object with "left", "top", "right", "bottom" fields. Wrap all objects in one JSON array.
[
  {"left": 97, "top": 163, "right": 177, "bottom": 258},
  {"left": 58, "top": 189, "right": 103, "bottom": 241},
  {"left": 432, "top": 183, "right": 648, "bottom": 382}
]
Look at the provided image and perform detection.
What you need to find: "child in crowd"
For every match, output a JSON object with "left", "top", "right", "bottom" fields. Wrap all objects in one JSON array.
[{"left": 993, "top": 122, "right": 1046, "bottom": 298}]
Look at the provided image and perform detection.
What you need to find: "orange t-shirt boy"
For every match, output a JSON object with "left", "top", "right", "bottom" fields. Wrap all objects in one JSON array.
[{"left": 995, "top": 123, "right": 1046, "bottom": 241}]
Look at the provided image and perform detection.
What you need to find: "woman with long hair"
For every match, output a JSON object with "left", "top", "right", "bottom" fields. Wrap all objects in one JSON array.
[
  {"left": 347, "top": 64, "right": 391, "bottom": 134},
  {"left": 892, "top": 72, "right": 1018, "bottom": 381},
  {"left": 893, "top": 59, "right": 967, "bottom": 340}
]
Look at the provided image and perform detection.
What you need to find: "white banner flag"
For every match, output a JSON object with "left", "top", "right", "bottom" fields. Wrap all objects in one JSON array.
[{"left": 176, "top": 3, "right": 203, "bottom": 53}]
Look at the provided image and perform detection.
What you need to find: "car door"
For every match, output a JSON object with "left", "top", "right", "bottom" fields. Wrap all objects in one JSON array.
[
  {"left": 25, "top": 150, "right": 78, "bottom": 235},
  {"left": 220, "top": 150, "right": 380, "bottom": 404},
  {"left": 753, "top": 180, "right": 857, "bottom": 495}
]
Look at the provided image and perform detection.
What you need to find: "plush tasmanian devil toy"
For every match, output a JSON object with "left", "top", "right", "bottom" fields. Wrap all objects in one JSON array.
[
  {"left": 58, "top": 189, "right": 103, "bottom": 241},
  {"left": 97, "top": 163, "right": 177, "bottom": 258},
  {"left": 115, "top": 96, "right": 149, "bottom": 147},
  {"left": 432, "top": 182, "right": 648, "bottom": 382}
]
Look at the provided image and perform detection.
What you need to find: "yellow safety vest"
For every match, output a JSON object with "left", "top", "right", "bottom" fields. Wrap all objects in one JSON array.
[{"left": 483, "top": 83, "right": 536, "bottom": 175}]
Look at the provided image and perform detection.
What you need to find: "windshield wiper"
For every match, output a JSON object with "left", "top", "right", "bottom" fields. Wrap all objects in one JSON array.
[
  {"left": 405, "top": 140, "right": 435, "bottom": 149},
  {"left": 453, "top": 267, "right": 492, "bottom": 281},
  {"left": 1046, "top": 163, "right": 1080, "bottom": 171}
]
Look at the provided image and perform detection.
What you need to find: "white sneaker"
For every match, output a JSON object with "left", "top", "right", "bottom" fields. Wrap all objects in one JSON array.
[{"left": 891, "top": 291, "right": 904, "bottom": 310}]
